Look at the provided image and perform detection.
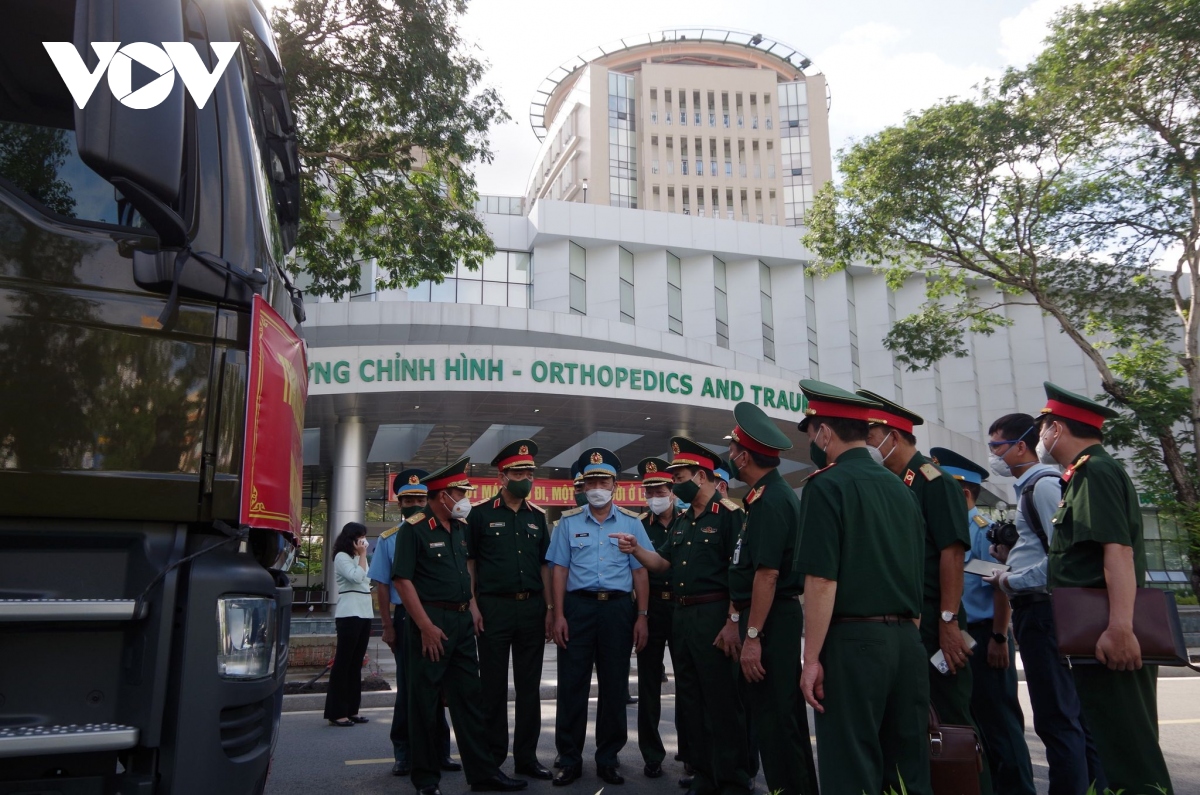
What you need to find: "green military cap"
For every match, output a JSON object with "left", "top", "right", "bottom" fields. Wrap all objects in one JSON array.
[
  {"left": 929, "top": 447, "right": 988, "bottom": 484},
  {"left": 855, "top": 389, "right": 924, "bottom": 434},
  {"left": 569, "top": 459, "right": 584, "bottom": 486},
  {"left": 637, "top": 457, "right": 673, "bottom": 486},
  {"left": 421, "top": 456, "right": 476, "bottom": 493},
  {"left": 796, "top": 379, "right": 885, "bottom": 431},
  {"left": 491, "top": 439, "right": 538, "bottom": 470},
  {"left": 1041, "top": 381, "right": 1119, "bottom": 429},
  {"left": 667, "top": 436, "right": 721, "bottom": 472},
  {"left": 726, "top": 401, "right": 794, "bottom": 453}
]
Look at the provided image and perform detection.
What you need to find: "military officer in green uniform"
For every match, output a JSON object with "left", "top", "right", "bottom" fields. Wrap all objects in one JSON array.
[
  {"left": 468, "top": 440, "right": 553, "bottom": 779},
  {"left": 392, "top": 457, "right": 527, "bottom": 795},
  {"left": 1039, "top": 382, "right": 1174, "bottom": 794},
  {"left": 633, "top": 456, "right": 677, "bottom": 779},
  {"left": 793, "top": 380, "right": 931, "bottom": 795},
  {"left": 857, "top": 390, "right": 992, "bottom": 795},
  {"left": 615, "top": 437, "right": 752, "bottom": 795},
  {"left": 723, "top": 403, "right": 817, "bottom": 795}
]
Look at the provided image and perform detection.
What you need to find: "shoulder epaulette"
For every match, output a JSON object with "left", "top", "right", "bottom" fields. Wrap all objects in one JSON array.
[
  {"left": 617, "top": 506, "right": 641, "bottom": 518},
  {"left": 470, "top": 497, "right": 489, "bottom": 508},
  {"left": 526, "top": 501, "right": 546, "bottom": 514},
  {"left": 1063, "top": 454, "right": 1091, "bottom": 483},
  {"left": 745, "top": 485, "right": 765, "bottom": 505},
  {"left": 637, "top": 511, "right": 649, "bottom": 521},
  {"left": 810, "top": 463, "right": 836, "bottom": 478},
  {"left": 405, "top": 512, "right": 427, "bottom": 525},
  {"left": 973, "top": 514, "right": 989, "bottom": 528},
  {"left": 559, "top": 506, "right": 584, "bottom": 518},
  {"left": 720, "top": 497, "right": 742, "bottom": 512},
  {"left": 380, "top": 525, "right": 400, "bottom": 539},
  {"left": 919, "top": 463, "right": 942, "bottom": 481}
]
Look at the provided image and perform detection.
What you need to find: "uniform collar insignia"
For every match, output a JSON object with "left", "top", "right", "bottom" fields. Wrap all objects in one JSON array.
[
  {"left": 903, "top": 469, "right": 916, "bottom": 487},
  {"left": 1062, "top": 454, "right": 1090, "bottom": 482},
  {"left": 746, "top": 485, "right": 765, "bottom": 504}
]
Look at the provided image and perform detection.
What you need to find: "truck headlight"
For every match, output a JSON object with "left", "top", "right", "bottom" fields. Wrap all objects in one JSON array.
[{"left": 218, "top": 596, "right": 277, "bottom": 678}]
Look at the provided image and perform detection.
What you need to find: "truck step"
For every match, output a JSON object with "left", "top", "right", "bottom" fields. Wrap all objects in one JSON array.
[
  {"left": 0, "top": 599, "right": 147, "bottom": 622},
  {"left": 0, "top": 723, "right": 139, "bottom": 758}
]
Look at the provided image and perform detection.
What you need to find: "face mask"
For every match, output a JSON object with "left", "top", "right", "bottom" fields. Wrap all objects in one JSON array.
[
  {"left": 988, "top": 453, "right": 1012, "bottom": 478},
  {"left": 809, "top": 439, "right": 828, "bottom": 470},
  {"left": 574, "top": 491, "right": 588, "bottom": 507},
  {"left": 586, "top": 488, "right": 613, "bottom": 508},
  {"left": 1036, "top": 424, "right": 1060, "bottom": 465},
  {"left": 870, "top": 431, "right": 896, "bottom": 465},
  {"left": 647, "top": 495, "right": 673, "bottom": 515},
  {"left": 505, "top": 478, "right": 532, "bottom": 499},
  {"left": 401, "top": 505, "right": 424, "bottom": 518},
  {"left": 727, "top": 451, "right": 743, "bottom": 480},
  {"left": 672, "top": 475, "right": 701, "bottom": 504},
  {"left": 446, "top": 493, "right": 471, "bottom": 521}
]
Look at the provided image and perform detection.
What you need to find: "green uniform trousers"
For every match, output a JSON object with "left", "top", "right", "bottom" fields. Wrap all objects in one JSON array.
[
  {"left": 636, "top": 595, "right": 675, "bottom": 766},
  {"left": 674, "top": 600, "right": 750, "bottom": 795},
  {"left": 815, "top": 620, "right": 931, "bottom": 795},
  {"left": 477, "top": 593, "right": 547, "bottom": 768},
  {"left": 966, "top": 624, "right": 1035, "bottom": 795},
  {"left": 737, "top": 599, "right": 817, "bottom": 795},
  {"left": 920, "top": 608, "right": 993, "bottom": 795},
  {"left": 1072, "top": 664, "right": 1173, "bottom": 795},
  {"left": 407, "top": 606, "right": 498, "bottom": 788}
]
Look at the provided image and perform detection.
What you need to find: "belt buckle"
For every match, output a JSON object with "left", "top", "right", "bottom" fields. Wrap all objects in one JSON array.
[
  {"left": 515, "top": 592, "right": 530, "bottom": 601},
  {"left": 597, "top": 592, "right": 610, "bottom": 601},
  {"left": 458, "top": 603, "right": 469, "bottom": 612},
  {"left": 661, "top": 591, "right": 672, "bottom": 600}
]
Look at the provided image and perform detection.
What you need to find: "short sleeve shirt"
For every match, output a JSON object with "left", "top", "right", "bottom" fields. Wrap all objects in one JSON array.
[
  {"left": 665, "top": 497, "right": 742, "bottom": 596},
  {"left": 729, "top": 468, "right": 804, "bottom": 602},
  {"left": 1048, "top": 445, "right": 1146, "bottom": 590},
  {"left": 902, "top": 452, "right": 971, "bottom": 607},
  {"left": 642, "top": 511, "right": 677, "bottom": 591},
  {"left": 392, "top": 514, "right": 473, "bottom": 603},
  {"left": 962, "top": 507, "right": 1000, "bottom": 623},
  {"left": 546, "top": 506, "right": 652, "bottom": 592},
  {"left": 368, "top": 528, "right": 403, "bottom": 605},
  {"left": 794, "top": 448, "right": 924, "bottom": 618},
  {"left": 467, "top": 496, "right": 550, "bottom": 594}
]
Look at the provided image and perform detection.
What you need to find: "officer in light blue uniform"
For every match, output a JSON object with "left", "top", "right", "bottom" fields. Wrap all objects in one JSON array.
[
  {"left": 369, "top": 468, "right": 453, "bottom": 776},
  {"left": 931, "top": 447, "right": 1035, "bottom": 795},
  {"left": 547, "top": 447, "right": 653, "bottom": 788}
]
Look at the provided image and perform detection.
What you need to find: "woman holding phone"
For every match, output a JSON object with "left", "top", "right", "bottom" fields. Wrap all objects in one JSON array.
[{"left": 324, "top": 521, "right": 376, "bottom": 726}]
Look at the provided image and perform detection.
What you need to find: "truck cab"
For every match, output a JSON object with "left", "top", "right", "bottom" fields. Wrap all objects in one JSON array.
[{"left": 0, "top": 0, "right": 303, "bottom": 792}]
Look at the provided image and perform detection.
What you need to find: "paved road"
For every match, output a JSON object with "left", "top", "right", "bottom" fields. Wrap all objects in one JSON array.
[{"left": 266, "top": 676, "right": 1200, "bottom": 795}]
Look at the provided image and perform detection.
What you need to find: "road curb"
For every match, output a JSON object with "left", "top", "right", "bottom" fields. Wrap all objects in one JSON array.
[{"left": 282, "top": 680, "right": 675, "bottom": 712}]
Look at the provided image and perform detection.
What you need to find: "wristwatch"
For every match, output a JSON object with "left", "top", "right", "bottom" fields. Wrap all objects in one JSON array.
[
  {"left": 637, "top": 610, "right": 649, "bottom": 617},
  {"left": 746, "top": 627, "right": 761, "bottom": 640},
  {"left": 991, "top": 632, "right": 1007, "bottom": 644},
  {"left": 939, "top": 610, "right": 956, "bottom": 624},
  {"left": 729, "top": 612, "right": 741, "bottom": 623}
]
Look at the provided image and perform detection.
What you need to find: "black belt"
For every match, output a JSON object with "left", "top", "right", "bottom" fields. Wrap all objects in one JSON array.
[
  {"left": 654, "top": 590, "right": 674, "bottom": 601},
  {"left": 1010, "top": 593, "right": 1051, "bottom": 609},
  {"left": 569, "top": 590, "right": 631, "bottom": 601},
  {"left": 426, "top": 600, "right": 471, "bottom": 612},
  {"left": 485, "top": 591, "right": 540, "bottom": 601},
  {"left": 675, "top": 591, "right": 728, "bottom": 607},
  {"left": 967, "top": 619, "right": 993, "bottom": 630},
  {"left": 731, "top": 594, "right": 798, "bottom": 611},
  {"left": 833, "top": 614, "right": 909, "bottom": 625}
]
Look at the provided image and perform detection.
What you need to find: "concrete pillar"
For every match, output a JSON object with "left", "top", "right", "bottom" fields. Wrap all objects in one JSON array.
[{"left": 327, "top": 415, "right": 367, "bottom": 604}]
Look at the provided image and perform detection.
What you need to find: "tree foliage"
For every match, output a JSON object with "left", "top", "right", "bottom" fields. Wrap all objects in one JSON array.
[
  {"left": 273, "top": 0, "right": 507, "bottom": 299},
  {"left": 804, "top": 0, "right": 1199, "bottom": 590}
]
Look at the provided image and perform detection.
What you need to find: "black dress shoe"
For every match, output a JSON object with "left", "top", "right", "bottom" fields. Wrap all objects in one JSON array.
[
  {"left": 625, "top": 695, "right": 638, "bottom": 705},
  {"left": 598, "top": 766, "right": 624, "bottom": 785},
  {"left": 471, "top": 772, "right": 528, "bottom": 792},
  {"left": 441, "top": 757, "right": 463, "bottom": 772},
  {"left": 419, "top": 787, "right": 441, "bottom": 795},
  {"left": 643, "top": 762, "right": 663, "bottom": 778},
  {"left": 514, "top": 762, "right": 553, "bottom": 780},
  {"left": 392, "top": 761, "right": 411, "bottom": 776},
  {"left": 673, "top": 754, "right": 683, "bottom": 762},
  {"left": 553, "top": 755, "right": 564, "bottom": 768},
  {"left": 552, "top": 765, "right": 582, "bottom": 786},
  {"left": 677, "top": 775, "right": 694, "bottom": 789}
]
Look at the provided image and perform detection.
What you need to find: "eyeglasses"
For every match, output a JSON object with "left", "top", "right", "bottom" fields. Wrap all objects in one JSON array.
[{"left": 987, "top": 427, "right": 1033, "bottom": 450}]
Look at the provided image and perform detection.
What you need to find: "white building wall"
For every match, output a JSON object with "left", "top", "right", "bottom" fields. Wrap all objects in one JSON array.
[
  {"left": 633, "top": 249, "right": 670, "bottom": 334},
  {"left": 894, "top": 277, "right": 941, "bottom": 423},
  {"left": 681, "top": 254, "right": 717, "bottom": 346},
  {"left": 585, "top": 244, "right": 621, "bottom": 322},
  {"left": 771, "top": 262, "right": 809, "bottom": 376},
  {"left": 855, "top": 272, "right": 897, "bottom": 400},
  {"left": 531, "top": 238, "right": 570, "bottom": 314},
  {"left": 725, "top": 258, "right": 764, "bottom": 359},
  {"left": 813, "top": 272, "right": 853, "bottom": 391}
]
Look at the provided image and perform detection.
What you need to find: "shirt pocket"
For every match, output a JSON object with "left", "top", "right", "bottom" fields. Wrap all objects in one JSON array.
[
  {"left": 571, "top": 530, "right": 597, "bottom": 549},
  {"left": 425, "top": 540, "right": 450, "bottom": 558}
]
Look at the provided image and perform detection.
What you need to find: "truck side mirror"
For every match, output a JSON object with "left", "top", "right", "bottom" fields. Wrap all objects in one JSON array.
[{"left": 72, "top": 0, "right": 187, "bottom": 246}]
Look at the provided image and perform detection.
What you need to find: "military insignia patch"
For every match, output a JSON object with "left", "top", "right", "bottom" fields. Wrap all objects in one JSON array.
[
  {"left": 720, "top": 497, "right": 740, "bottom": 512},
  {"left": 405, "top": 511, "right": 427, "bottom": 524},
  {"left": 701, "top": 527, "right": 718, "bottom": 534},
  {"left": 1063, "top": 454, "right": 1090, "bottom": 484},
  {"left": 973, "top": 514, "right": 989, "bottom": 528},
  {"left": 671, "top": 441, "right": 681, "bottom": 454},
  {"left": 408, "top": 474, "right": 420, "bottom": 485},
  {"left": 746, "top": 485, "right": 765, "bottom": 504},
  {"left": 590, "top": 451, "right": 603, "bottom": 464},
  {"left": 920, "top": 463, "right": 942, "bottom": 481},
  {"left": 903, "top": 469, "right": 916, "bottom": 487},
  {"left": 519, "top": 444, "right": 529, "bottom": 455},
  {"left": 646, "top": 461, "right": 658, "bottom": 473},
  {"left": 380, "top": 526, "right": 399, "bottom": 539}
]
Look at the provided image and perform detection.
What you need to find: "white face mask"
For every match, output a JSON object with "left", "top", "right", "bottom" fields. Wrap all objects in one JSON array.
[
  {"left": 446, "top": 494, "right": 472, "bottom": 521},
  {"left": 988, "top": 453, "right": 1012, "bottom": 478},
  {"left": 647, "top": 495, "right": 673, "bottom": 515},
  {"left": 870, "top": 431, "right": 895, "bottom": 465},
  {"left": 586, "top": 488, "right": 613, "bottom": 508},
  {"left": 1036, "top": 424, "right": 1060, "bottom": 465}
]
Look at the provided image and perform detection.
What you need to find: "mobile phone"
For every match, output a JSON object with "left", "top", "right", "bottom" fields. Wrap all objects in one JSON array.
[{"left": 930, "top": 630, "right": 978, "bottom": 675}]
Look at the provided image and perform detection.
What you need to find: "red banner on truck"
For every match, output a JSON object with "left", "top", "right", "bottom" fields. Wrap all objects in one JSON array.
[
  {"left": 386, "top": 475, "right": 648, "bottom": 507},
  {"left": 241, "top": 295, "right": 308, "bottom": 533}
]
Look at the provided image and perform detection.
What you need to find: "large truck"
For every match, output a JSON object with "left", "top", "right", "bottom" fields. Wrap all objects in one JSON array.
[{"left": 0, "top": 0, "right": 305, "bottom": 792}]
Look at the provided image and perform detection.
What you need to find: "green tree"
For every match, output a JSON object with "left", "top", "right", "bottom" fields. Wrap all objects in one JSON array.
[
  {"left": 804, "top": 0, "right": 1198, "bottom": 591},
  {"left": 272, "top": 0, "right": 507, "bottom": 299}
]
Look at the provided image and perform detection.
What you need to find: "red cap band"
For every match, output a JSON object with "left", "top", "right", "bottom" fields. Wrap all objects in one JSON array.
[
  {"left": 729, "top": 425, "right": 778, "bottom": 456},
  {"left": 1042, "top": 399, "right": 1106, "bottom": 429},
  {"left": 669, "top": 452, "right": 717, "bottom": 471},
  {"left": 425, "top": 474, "right": 474, "bottom": 492},
  {"left": 496, "top": 453, "right": 536, "bottom": 470},
  {"left": 863, "top": 409, "right": 914, "bottom": 434}
]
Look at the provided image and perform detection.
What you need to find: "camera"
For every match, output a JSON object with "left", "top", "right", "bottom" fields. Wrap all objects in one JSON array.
[{"left": 986, "top": 520, "right": 1019, "bottom": 549}]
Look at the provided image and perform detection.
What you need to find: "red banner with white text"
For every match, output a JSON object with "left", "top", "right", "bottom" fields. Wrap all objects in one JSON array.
[{"left": 387, "top": 475, "right": 648, "bottom": 507}]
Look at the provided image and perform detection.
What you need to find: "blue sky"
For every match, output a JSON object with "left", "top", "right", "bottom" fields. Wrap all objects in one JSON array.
[{"left": 458, "top": 0, "right": 1076, "bottom": 195}]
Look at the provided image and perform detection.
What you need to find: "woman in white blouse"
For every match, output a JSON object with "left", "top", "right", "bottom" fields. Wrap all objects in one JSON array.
[{"left": 323, "top": 521, "right": 376, "bottom": 726}]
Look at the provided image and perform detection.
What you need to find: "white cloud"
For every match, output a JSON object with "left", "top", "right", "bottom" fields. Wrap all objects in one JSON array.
[{"left": 998, "top": 0, "right": 1080, "bottom": 66}]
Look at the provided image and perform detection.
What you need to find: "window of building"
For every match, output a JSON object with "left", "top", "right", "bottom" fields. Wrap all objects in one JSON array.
[
  {"left": 847, "top": 276, "right": 861, "bottom": 388},
  {"left": 760, "top": 262, "right": 775, "bottom": 362},
  {"left": 887, "top": 288, "right": 904, "bottom": 401},
  {"left": 409, "top": 250, "right": 532, "bottom": 308},
  {"left": 805, "top": 273, "right": 819, "bottom": 378},
  {"left": 667, "top": 252, "right": 683, "bottom": 335},
  {"left": 608, "top": 72, "right": 638, "bottom": 208},
  {"left": 714, "top": 257, "right": 729, "bottom": 349},
  {"left": 777, "top": 81, "right": 813, "bottom": 226},
  {"left": 619, "top": 247, "right": 635, "bottom": 324},
  {"left": 569, "top": 242, "right": 587, "bottom": 315}
]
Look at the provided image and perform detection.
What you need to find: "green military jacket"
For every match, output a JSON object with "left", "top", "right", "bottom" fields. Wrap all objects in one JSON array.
[
  {"left": 661, "top": 496, "right": 742, "bottom": 596},
  {"left": 467, "top": 494, "right": 550, "bottom": 594},
  {"left": 1049, "top": 445, "right": 1147, "bottom": 590},
  {"left": 900, "top": 451, "right": 971, "bottom": 607},
  {"left": 641, "top": 510, "right": 677, "bottom": 592},
  {"left": 794, "top": 448, "right": 925, "bottom": 618},
  {"left": 729, "top": 467, "right": 804, "bottom": 602},
  {"left": 392, "top": 511, "right": 473, "bottom": 603}
]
